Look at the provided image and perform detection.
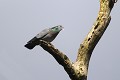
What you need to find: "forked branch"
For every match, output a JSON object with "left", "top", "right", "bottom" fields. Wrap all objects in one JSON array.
[{"left": 40, "top": 0, "right": 117, "bottom": 80}]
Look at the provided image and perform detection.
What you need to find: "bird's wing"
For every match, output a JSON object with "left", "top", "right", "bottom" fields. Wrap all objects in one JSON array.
[
  {"left": 27, "top": 28, "right": 50, "bottom": 43},
  {"left": 36, "top": 28, "right": 50, "bottom": 38}
]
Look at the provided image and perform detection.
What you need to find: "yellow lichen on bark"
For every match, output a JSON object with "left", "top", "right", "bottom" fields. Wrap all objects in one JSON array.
[{"left": 39, "top": 0, "right": 117, "bottom": 80}]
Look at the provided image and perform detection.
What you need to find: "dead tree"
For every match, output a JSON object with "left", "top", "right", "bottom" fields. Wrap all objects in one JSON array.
[{"left": 39, "top": 0, "right": 117, "bottom": 80}]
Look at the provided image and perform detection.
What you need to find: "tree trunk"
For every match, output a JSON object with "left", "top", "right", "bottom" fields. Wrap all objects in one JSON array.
[{"left": 40, "top": 0, "right": 117, "bottom": 80}]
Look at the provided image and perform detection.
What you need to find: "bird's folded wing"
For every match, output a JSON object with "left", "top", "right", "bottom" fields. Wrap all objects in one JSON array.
[
  {"left": 27, "top": 28, "right": 50, "bottom": 44},
  {"left": 36, "top": 28, "right": 50, "bottom": 38}
]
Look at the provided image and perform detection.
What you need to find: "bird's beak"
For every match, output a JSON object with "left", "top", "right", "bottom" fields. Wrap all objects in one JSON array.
[
  {"left": 58, "top": 25, "right": 64, "bottom": 30},
  {"left": 60, "top": 25, "right": 64, "bottom": 29}
]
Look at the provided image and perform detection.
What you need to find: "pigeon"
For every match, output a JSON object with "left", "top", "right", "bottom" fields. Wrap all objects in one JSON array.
[{"left": 25, "top": 25, "right": 63, "bottom": 49}]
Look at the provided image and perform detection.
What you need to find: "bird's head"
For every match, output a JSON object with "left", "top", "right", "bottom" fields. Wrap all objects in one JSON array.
[{"left": 51, "top": 25, "right": 63, "bottom": 33}]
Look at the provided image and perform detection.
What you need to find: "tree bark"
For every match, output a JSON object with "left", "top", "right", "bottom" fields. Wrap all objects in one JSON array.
[{"left": 40, "top": 0, "right": 117, "bottom": 80}]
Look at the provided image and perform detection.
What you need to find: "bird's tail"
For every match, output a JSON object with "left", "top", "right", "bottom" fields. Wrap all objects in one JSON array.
[{"left": 24, "top": 43, "right": 36, "bottom": 49}]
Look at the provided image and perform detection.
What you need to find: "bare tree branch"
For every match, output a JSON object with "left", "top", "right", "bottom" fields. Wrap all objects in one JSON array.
[
  {"left": 40, "top": 40, "right": 78, "bottom": 80},
  {"left": 75, "top": 0, "right": 117, "bottom": 80},
  {"left": 39, "top": 0, "right": 117, "bottom": 80}
]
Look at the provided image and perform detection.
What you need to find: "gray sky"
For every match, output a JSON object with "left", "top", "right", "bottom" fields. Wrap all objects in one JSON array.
[{"left": 0, "top": 0, "right": 120, "bottom": 80}]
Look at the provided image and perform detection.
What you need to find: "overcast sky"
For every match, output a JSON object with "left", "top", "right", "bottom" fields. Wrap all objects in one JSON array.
[{"left": 0, "top": 0, "right": 120, "bottom": 80}]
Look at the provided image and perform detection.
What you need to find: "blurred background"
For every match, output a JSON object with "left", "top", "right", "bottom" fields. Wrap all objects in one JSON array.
[{"left": 0, "top": 0, "right": 120, "bottom": 80}]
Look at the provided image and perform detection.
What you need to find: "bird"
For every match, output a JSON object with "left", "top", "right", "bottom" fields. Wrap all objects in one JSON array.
[{"left": 24, "top": 25, "right": 63, "bottom": 49}]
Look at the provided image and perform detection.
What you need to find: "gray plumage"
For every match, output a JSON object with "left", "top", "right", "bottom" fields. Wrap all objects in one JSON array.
[{"left": 25, "top": 25, "right": 63, "bottom": 49}]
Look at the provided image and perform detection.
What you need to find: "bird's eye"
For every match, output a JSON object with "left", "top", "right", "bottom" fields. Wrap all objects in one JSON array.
[{"left": 55, "top": 28, "right": 58, "bottom": 30}]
